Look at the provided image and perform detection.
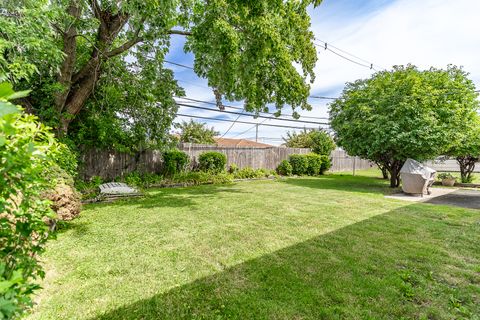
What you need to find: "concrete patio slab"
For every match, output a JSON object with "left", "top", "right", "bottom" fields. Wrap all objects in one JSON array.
[
  {"left": 385, "top": 187, "right": 458, "bottom": 202},
  {"left": 386, "top": 187, "right": 480, "bottom": 209}
]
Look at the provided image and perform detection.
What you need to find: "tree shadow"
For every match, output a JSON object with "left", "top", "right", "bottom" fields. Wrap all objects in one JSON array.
[
  {"left": 281, "top": 174, "right": 399, "bottom": 195},
  {"left": 89, "top": 203, "right": 480, "bottom": 320},
  {"left": 86, "top": 183, "right": 249, "bottom": 210},
  {"left": 425, "top": 189, "right": 480, "bottom": 209}
]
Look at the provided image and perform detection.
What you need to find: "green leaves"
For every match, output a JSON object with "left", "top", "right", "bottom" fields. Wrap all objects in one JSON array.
[
  {"left": 186, "top": 0, "right": 318, "bottom": 113},
  {"left": 330, "top": 65, "right": 480, "bottom": 182},
  {"left": 0, "top": 81, "right": 59, "bottom": 318},
  {"left": 283, "top": 129, "right": 335, "bottom": 156},
  {"left": 175, "top": 119, "right": 219, "bottom": 144}
]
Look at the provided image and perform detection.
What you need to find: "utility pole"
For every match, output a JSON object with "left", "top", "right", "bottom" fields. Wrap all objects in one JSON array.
[{"left": 255, "top": 124, "right": 259, "bottom": 142}]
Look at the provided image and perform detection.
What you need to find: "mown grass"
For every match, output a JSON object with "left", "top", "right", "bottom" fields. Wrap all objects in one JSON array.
[{"left": 28, "top": 171, "right": 480, "bottom": 319}]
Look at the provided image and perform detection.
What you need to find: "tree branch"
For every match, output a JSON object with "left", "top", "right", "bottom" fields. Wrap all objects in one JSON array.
[
  {"left": 105, "top": 36, "right": 144, "bottom": 57},
  {"left": 168, "top": 29, "right": 192, "bottom": 36}
]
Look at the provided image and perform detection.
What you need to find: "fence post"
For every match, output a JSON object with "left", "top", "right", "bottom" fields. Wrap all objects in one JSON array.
[{"left": 353, "top": 156, "right": 356, "bottom": 176}]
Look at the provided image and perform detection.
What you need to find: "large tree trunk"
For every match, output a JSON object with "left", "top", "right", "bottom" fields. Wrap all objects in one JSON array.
[
  {"left": 53, "top": 1, "right": 131, "bottom": 135},
  {"left": 457, "top": 156, "right": 477, "bottom": 183},
  {"left": 383, "top": 159, "right": 403, "bottom": 188}
]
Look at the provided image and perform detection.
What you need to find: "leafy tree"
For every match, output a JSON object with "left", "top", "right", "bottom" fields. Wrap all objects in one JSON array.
[
  {"left": 175, "top": 119, "right": 219, "bottom": 145},
  {"left": 283, "top": 129, "right": 335, "bottom": 156},
  {"left": 1, "top": 0, "right": 322, "bottom": 149},
  {"left": 330, "top": 65, "right": 479, "bottom": 187},
  {"left": 447, "top": 117, "right": 480, "bottom": 183}
]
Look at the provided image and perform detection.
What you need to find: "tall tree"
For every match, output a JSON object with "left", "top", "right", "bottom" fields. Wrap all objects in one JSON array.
[
  {"left": 330, "top": 65, "right": 479, "bottom": 187},
  {"left": 1, "top": 0, "right": 322, "bottom": 142}
]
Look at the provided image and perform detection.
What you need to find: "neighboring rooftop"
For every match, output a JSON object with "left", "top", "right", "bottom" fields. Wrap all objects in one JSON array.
[{"left": 214, "top": 137, "right": 273, "bottom": 148}]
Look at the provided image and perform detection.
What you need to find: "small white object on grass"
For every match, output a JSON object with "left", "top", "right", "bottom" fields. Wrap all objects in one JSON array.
[{"left": 99, "top": 182, "right": 139, "bottom": 195}]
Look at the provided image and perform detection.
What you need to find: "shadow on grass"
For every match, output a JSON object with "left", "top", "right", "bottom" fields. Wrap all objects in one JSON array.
[
  {"left": 89, "top": 203, "right": 479, "bottom": 320},
  {"left": 281, "top": 174, "right": 399, "bottom": 195},
  {"left": 86, "top": 183, "right": 249, "bottom": 210}
]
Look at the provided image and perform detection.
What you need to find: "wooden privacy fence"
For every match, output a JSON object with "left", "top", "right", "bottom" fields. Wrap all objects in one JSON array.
[
  {"left": 330, "top": 149, "right": 375, "bottom": 173},
  {"left": 178, "top": 143, "right": 310, "bottom": 170},
  {"left": 79, "top": 145, "right": 374, "bottom": 180}
]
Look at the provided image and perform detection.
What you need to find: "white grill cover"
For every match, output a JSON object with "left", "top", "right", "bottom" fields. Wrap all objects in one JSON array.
[{"left": 400, "top": 159, "right": 436, "bottom": 179}]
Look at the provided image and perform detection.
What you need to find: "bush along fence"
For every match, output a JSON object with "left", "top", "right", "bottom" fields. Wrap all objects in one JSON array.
[{"left": 79, "top": 145, "right": 374, "bottom": 181}]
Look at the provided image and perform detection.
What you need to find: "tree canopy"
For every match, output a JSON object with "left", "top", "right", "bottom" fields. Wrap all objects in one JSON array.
[
  {"left": 175, "top": 119, "right": 218, "bottom": 145},
  {"left": 283, "top": 129, "right": 335, "bottom": 156},
  {"left": 1, "top": 0, "right": 322, "bottom": 151},
  {"left": 330, "top": 65, "right": 479, "bottom": 187}
]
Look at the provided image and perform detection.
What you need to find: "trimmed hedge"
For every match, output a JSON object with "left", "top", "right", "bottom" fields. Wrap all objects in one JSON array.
[
  {"left": 163, "top": 149, "right": 189, "bottom": 176},
  {"left": 276, "top": 160, "right": 293, "bottom": 176},
  {"left": 285, "top": 153, "right": 329, "bottom": 176},
  {"left": 198, "top": 151, "right": 227, "bottom": 173},
  {"left": 289, "top": 154, "right": 309, "bottom": 175},
  {"left": 305, "top": 153, "right": 322, "bottom": 176}
]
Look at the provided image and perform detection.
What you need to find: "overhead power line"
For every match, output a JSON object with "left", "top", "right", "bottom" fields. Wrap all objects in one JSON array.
[
  {"left": 232, "top": 117, "right": 272, "bottom": 138},
  {"left": 176, "top": 113, "right": 328, "bottom": 130},
  {"left": 176, "top": 96, "right": 331, "bottom": 120},
  {"left": 176, "top": 102, "right": 329, "bottom": 125},
  {"left": 164, "top": 60, "right": 339, "bottom": 100},
  {"left": 164, "top": 60, "right": 194, "bottom": 70},
  {"left": 220, "top": 111, "right": 243, "bottom": 138},
  {"left": 315, "top": 38, "right": 386, "bottom": 71}
]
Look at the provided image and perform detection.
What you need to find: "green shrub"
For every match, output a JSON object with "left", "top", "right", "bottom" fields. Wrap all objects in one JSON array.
[
  {"left": 198, "top": 151, "right": 227, "bottom": 173},
  {"left": 277, "top": 160, "right": 293, "bottom": 176},
  {"left": 119, "top": 172, "right": 163, "bottom": 188},
  {"left": 319, "top": 155, "right": 332, "bottom": 174},
  {"left": 0, "top": 84, "right": 59, "bottom": 318},
  {"left": 437, "top": 173, "right": 456, "bottom": 180},
  {"left": 289, "top": 154, "right": 309, "bottom": 175},
  {"left": 228, "top": 163, "right": 239, "bottom": 174},
  {"left": 50, "top": 142, "right": 78, "bottom": 177},
  {"left": 232, "top": 167, "right": 259, "bottom": 179},
  {"left": 305, "top": 153, "right": 322, "bottom": 176},
  {"left": 163, "top": 149, "right": 189, "bottom": 176},
  {"left": 169, "top": 171, "right": 233, "bottom": 185},
  {"left": 75, "top": 176, "right": 104, "bottom": 200}
]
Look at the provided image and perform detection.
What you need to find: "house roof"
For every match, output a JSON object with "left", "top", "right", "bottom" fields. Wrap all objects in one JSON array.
[{"left": 214, "top": 137, "right": 273, "bottom": 148}]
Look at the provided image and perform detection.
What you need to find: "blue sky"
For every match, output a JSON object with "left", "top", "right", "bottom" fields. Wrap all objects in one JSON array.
[{"left": 165, "top": 0, "right": 480, "bottom": 145}]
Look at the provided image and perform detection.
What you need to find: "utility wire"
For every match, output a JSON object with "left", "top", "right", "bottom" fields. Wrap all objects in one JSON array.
[
  {"left": 164, "top": 60, "right": 194, "bottom": 70},
  {"left": 175, "top": 113, "right": 328, "bottom": 130},
  {"left": 220, "top": 112, "right": 243, "bottom": 138},
  {"left": 315, "top": 38, "right": 386, "bottom": 70},
  {"left": 231, "top": 117, "right": 272, "bottom": 138},
  {"left": 176, "top": 96, "right": 331, "bottom": 120},
  {"left": 326, "top": 47, "right": 375, "bottom": 70},
  {"left": 176, "top": 103, "right": 330, "bottom": 125}
]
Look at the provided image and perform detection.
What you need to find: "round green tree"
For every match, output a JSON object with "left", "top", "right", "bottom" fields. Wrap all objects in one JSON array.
[
  {"left": 175, "top": 120, "right": 219, "bottom": 145},
  {"left": 283, "top": 129, "right": 335, "bottom": 156},
  {"left": 330, "top": 65, "right": 479, "bottom": 187}
]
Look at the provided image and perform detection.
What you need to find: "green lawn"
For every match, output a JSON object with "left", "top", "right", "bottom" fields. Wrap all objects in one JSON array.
[{"left": 28, "top": 172, "right": 480, "bottom": 319}]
